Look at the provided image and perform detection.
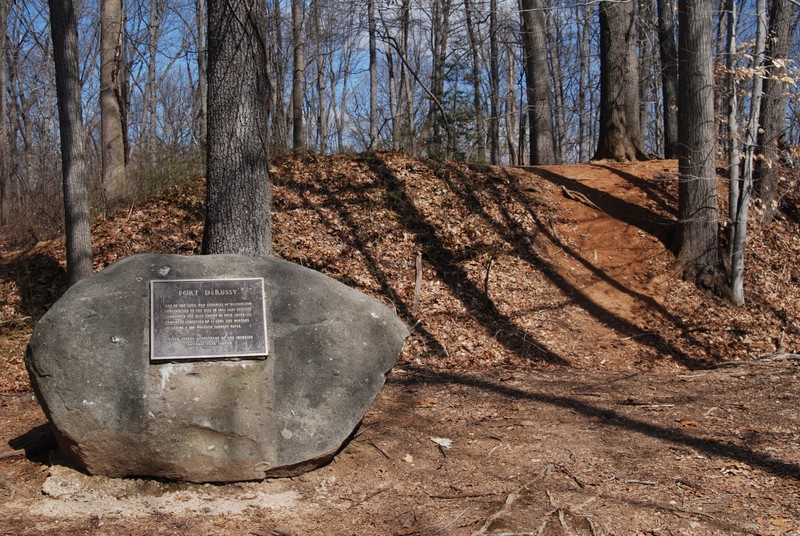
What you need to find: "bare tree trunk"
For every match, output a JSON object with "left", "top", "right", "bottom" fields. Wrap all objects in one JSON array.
[
  {"left": 386, "top": 47, "right": 398, "bottom": 150},
  {"left": 489, "top": 0, "right": 499, "bottom": 163},
  {"left": 204, "top": 0, "right": 272, "bottom": 256},
  {"left": 675, "top": 0, "right": 724, "bottom": 293},
  {"left": 336, "top": 53, "right": 350, "bottom": 152},
  {"left": 292, "top": 0, "right": 304, "bottom": 153},
  {"left": 119, "top": 18, "right": 130, "bottom": 165},
  {"left": 519, "top": 0, "right": 556, "bottom": 165},
  {"left": 312, "top": 0, "right": 326, "bottom": 153},
  {"left": 428, "top": 0, "right": 452, "bottom": 157},
  {"left": 100, "top": 0, "right": 128, "bottom": 210},
  {"left": 638, "top": 0, "right": 649, "bottom": 151},
  {"left": 577, "top": 1, "right": 590, "bottom": 161},
  {"left": 0, "top": 0, "right": 10, "bottom": 224},
  {"left": 518, "top": 85, "right": 526, "bottom": 165},
  {"left": 196, "top": 0, "right": 207, "bottom": 149},
  {"left": 726, "top": 0, "right": 740, "bottom": 229},
  {"left": 726, "top": 0, "right": 743, "bottom": 304},
  {"left": 49, "top": 0, "right": 93, "bottom": 285},
  {"left": 398, "top": 0, "right": 414, "bottom": 154},
  {"left": 142, "top": 0, "right": 165, "bottom": 161},
  {"left": 754, "top": 0, "right": 792, "bottom": 222},
  {"left": 627, "top": 0, "right": 643, "bottom": 152},
  {"left": 464, "top": 0, "right": 485, "bottom": 162},
  {"left": 368, "top": 0, "right": 378, "bottom": 149},
  {"left": 729, "top": 0, "right": 766, "bottom": 304},
  {"left": 505, "top": 54, "right": 517, "bottom": 166},
  {"left": 545, "top": 7, "right": 566, "bottom": 163},
  {"left": 593, "top": 0, "right": 646, "bottom": 161},
  {"left": 267, "top": 0, "right": 285, "bottom": 151},
  {"left": 714, "top": 0, "right": 728, "bottom": 142},
  {"left": 656, "top": 0, "right": 679, "bottom": 158}
]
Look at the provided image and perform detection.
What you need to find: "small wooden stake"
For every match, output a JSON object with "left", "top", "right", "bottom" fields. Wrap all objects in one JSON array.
[{"left": 413, "top": 252, "right": 422, "bottom": 314}]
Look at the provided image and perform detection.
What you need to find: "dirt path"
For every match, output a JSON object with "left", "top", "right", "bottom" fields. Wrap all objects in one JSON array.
[
  {"left": 510, "top": 162, "right": 682, "bottom": 370},
  {"left": 2, "top": 363, "right": 800, "bottom": 535},
  {"left": 525, "top": 162, "right": 676, "bottom": 315}
]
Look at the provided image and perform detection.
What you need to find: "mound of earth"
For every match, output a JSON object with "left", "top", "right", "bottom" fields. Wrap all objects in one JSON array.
[{"left": 0, "top": 153, "right": 799, "bottom": 534}]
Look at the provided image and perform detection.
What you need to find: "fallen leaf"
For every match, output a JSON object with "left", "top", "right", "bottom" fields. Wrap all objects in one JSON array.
[
  {"left": 677, "top": 419, "right": 700, "bottom": 427},
  {"left": 430, "top": 437, "right": 453, "bottom": 449},
  {"left": 417, "top": 397, "right": 438, "bottom": 408},
  {"left": 721, "top": 462, "right": 750, "bottom": 475},
  {"left": 771, "top": 516, "right": 794, "bottom": 531}
]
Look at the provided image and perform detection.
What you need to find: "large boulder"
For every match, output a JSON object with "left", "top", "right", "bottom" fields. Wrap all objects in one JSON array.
[{"left": 25, "top": 254, "right": 408, "bottom": 482}]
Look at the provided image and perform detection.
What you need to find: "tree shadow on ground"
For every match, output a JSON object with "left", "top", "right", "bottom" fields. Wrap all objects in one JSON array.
[
  {"left": 392, "top": 366, "right": 800, "bottom": 482},
  {"left": 590, "top": 163, "right": 679, "bottom": 217},
  {"left": 274, "top": 172, "right": 451, "bottom": 359},
  {"left": 524, "top": 166, "right": 676, "bottom": 247},
  {"left": 277, "top": 154, "right": 569, "bottom": 365},
  {"left": 360, "top": 155, "right": 569, "bottom": 365}
]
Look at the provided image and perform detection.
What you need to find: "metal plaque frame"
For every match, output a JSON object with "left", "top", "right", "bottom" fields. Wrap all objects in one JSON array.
[{"left": 150, "top": 278, "right": 268, "bottom": 362}]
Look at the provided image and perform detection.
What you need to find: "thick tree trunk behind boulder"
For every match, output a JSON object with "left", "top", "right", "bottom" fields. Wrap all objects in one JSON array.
[{"left": 203, "top": 0, "right": 272, "bottom": 256}]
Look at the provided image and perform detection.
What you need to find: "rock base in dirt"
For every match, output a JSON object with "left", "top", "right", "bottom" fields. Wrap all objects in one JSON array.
[{"left": 25, "top": 253, "right": 408, "bottom": 482}]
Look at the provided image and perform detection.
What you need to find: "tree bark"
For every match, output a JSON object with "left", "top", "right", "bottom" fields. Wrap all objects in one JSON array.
[
  {"left": 464, "top": 0, "right": 485, "bottom": 162},
  {"left": 489, "top": 0, "right": 499, "bottom": 163},
  {"left": 269, "top": 0, "right": 287, "bottom": 151},
  {"left": 0, "top": 0, "right": 10, "bottom": 224},
  {"left": 196, "top": 0, "right": 208, "bottom": 149},
  {"left": 49, "top": 0, "right": 93, "bottom": 285},
  {"left": 428, "top": 0, "right": 452, "bottom": 157},
  {"left": 593, "top": 0, "right": 645, "bottom": 161},
  {"left": 729, "top": 0, "right": 766, "bottom": 304},
  {"left": 626, "top": 0, "right": 643, "bottom": 151},
  {"left": 726, "top": 0, "right": 740, "bottom": 250},
  {"left": 577, "top": 1, "right": 590, "bottom": 161},
  {"left": 726, "top": 0, "right": 745, "bottom": 305},
  {"left": 675, "top": 0, "right": 724, "bottom": 292},
  {"left": 100, "top": 0, "right": 128, "bottom": 210},
  {"left": 142, "top": 0, "right": 165, "bottom": 161},
  {"left": 386, "top": 48, "right": 398, "bottom": 150},
  {"left": 368, "top": 0, "right": 378, "bottom": 149},
  {"left": 291, "top": 0, "right": 304, "bottom": 153},
  {"left": 505, "top": 53, "right": 517, "bottom": 166},
  {"left": 203, "top": 0, "right": 272, "bottom": 256},
  {"left": 335, "top": 49, "right": 351, "bottom": 152},
  {"left": 545, "top": 7, "right": 566, "bottom": 163},
  {"left": 754, "top": 0, "right": 792, "bottom": 223},
  {"left": 519, "top": 0, "right": 556, "bottom": 165},
  {"left": 400, "top": 0, "right": 414, "bottom": 154},
  {"left": 656, "top": 0, "right": 679, "bottom": 158},
  {"left": 312, "top": 0, "right": 326, "bottom": 153}
]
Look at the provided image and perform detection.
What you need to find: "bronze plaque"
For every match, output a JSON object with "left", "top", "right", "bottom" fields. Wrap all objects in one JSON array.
[{"left": 150, "top": 278, "right": 268, "bottom": 361}]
